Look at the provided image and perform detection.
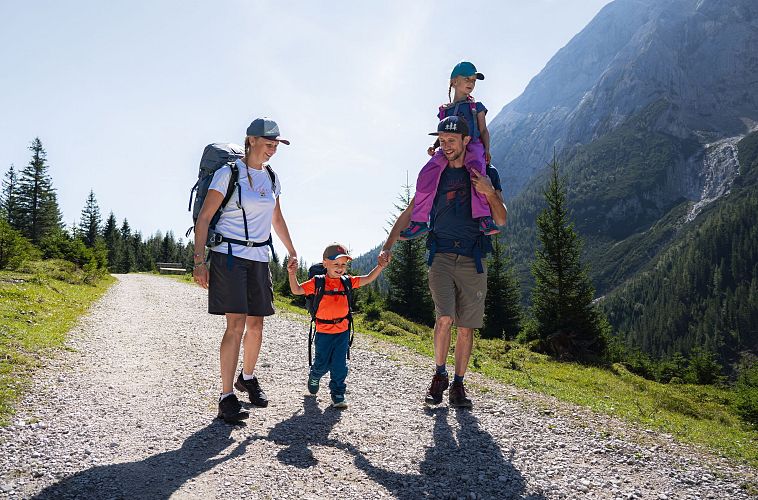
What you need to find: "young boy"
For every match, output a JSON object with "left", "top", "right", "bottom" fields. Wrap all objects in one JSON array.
[{"left": 288, "top": 243, "right": 385, "bottom": 408}]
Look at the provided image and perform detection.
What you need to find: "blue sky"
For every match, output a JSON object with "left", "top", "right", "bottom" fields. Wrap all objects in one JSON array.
[{"left": 0, "top": 0, "right": 611, "bottom": 263}]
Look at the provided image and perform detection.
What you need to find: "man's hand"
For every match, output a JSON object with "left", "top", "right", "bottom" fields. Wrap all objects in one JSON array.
[
  {"left": 471, "top": 169, "right": 496, "bottom": 197},
  {"left": 378, "top": 249, "right": 392, "bottom": 267},
  {"left": 427, "top": 145, "right": 436, "bottom": 157}
]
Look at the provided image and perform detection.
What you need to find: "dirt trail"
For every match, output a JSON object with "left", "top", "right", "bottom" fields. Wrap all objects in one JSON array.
[{"left": 0, "top": 274, "right": 754, "bottom": 499}]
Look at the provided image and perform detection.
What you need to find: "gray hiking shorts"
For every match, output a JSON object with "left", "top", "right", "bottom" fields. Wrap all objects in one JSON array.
[
  {"left": 428, "top": 253, "right": 487, "bottom": 329},
  {"left": 208, "top": 251, "right": 274, "bottom": 317}
]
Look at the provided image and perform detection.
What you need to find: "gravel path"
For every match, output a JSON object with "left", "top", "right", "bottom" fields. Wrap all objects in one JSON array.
[{"left": 1, "top": 274, "right": 755, "bottom": 499}]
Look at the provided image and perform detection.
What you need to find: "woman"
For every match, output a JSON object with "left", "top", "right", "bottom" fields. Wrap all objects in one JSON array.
[{"left": 193, "top": 117, "right": 296, "bottom": 423}]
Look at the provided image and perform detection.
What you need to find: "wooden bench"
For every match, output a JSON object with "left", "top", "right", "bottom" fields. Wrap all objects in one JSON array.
[{"left": 156, "top": 262, "right": 188, "bottom": 275}]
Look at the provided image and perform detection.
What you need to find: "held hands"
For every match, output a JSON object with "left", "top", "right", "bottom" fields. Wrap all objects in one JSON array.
[
  {"left": 378, "top": 249, "right": 391, "bottom": 268},
  {"left": 287, "top": 256, "right": 298, "bottom": 274}
]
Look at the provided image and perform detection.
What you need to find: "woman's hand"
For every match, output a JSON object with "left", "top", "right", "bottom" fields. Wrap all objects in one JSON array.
[
  {"left": 193, "top": 262, "right": 209, "bottom": 289},
  {"left": 427, "top": 145, "right": 436, "bottom": 157}
]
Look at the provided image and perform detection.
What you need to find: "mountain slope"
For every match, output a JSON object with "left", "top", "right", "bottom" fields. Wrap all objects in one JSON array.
[{"left": 490, "top": 0, "right": 758, "bottom": 199}]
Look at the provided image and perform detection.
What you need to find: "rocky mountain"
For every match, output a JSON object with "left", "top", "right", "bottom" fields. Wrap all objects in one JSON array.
[
  {"left": 487, "top": 0, "right": 758, "bottom": 366},
  {"left": 490, "top": 0, "right": 758, "bottom": 200}
]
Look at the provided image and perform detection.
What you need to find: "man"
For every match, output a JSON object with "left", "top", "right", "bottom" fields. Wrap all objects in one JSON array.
[{"left": 380, "top": 115, "right": 507, "bottom": 408}]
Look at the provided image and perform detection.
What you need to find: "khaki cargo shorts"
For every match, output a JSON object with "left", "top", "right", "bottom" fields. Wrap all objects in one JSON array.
[{"left": 428, "top": 253, "right": 487, "bottom": 329}]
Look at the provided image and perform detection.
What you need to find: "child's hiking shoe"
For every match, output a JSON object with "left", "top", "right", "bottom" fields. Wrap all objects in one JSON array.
[
  {"left": 479, "top": 216, "right": 500, "bottom": 236},
  {"left": 448, "top": 381, "right": 473, "bottom": 408},
  {"left": 234, "top": 372, "right": 269, "bottom": 408},
  {"left": 399, "top": 221, "right": 430, "bottom": 240},
  {"left": 424, "top": 372, "right": 449, "bottom": 405},
  {"left": 217, "top": 394, "right": 249, "bottom": 423},
  {"left": 307, "top": 376, "right": 320, "bottom": 395},
  {"left": 331, "top": 394, "right": 348, "bottom": 409}
]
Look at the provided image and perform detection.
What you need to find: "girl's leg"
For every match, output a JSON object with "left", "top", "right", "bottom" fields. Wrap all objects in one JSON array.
[
  {"left": 465, "top": 141, "right": 491, "bottom": 219},
  {"left": 242, "top": 315, "right": 264, "bottom": 375},
  {"left": 411, "top": 150, "right": 448, "bottom": 223},
  {"left": 220, "top": 313, "right": 247, "bottom": 393}
]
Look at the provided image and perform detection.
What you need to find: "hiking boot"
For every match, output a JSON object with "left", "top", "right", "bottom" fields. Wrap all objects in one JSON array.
[
  {"left": 234, "top": 372, "right": 269, "bottom": 407},
  {"left": 449, "top": 381, "right": 473, "bottom": 408},
  {"left": 479, "top": 216, "right": 500, "bottom": 236},
  {"left": 399, "top": 221, "right": 430, "bottom": 240},
  {"left": 331, "top": 394, "right": 348, "bottom": 409},
  {"left": 424, "top": 372, "right": 449, "bottom": 405},
  {"left": 217, "top": 394, "right": 249, "bottom": 423},
  {"left": 307, "top": 376, "right": 320, "bottom": 395}
]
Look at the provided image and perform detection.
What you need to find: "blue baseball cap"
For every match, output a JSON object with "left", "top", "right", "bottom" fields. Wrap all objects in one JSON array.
[
  {"left": 450, "top": 61, "right": 484, "bottom": 80},
  {"left": 246, "top": 117, "right": 290, "bottom": 145},
  {"left": 429, "top": 116, "right": 470, "bottom": 137}
]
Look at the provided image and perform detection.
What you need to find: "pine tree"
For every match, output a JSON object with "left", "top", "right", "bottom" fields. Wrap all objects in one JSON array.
[
  {"left": 529, "top": 159, "right": 608, "bottom": 362},
  {"left": 482, "top": 236, "right": 522, "bottom": 340},
  {"left": 117, "top": 219, "right": 135, "bottom": 273},
  {"left": 1, "top": 165, "right": 22, "bottom": 229},
  {"left": 102, "top": 212, "right": 121, "bottom": 271},
  {"left": 16, "top": 138, "right": 63, "bottom": 243},
  {"left": 385, "top": 182, "right": 434, "bottom": 325},
  {"left": 78, "top": 190, "right": 102, "bottom": 247}
]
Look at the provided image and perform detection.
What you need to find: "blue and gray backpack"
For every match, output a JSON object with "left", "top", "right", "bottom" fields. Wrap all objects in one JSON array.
[{"left": 186, "top": 143, "right": 276, "bottom": 264}]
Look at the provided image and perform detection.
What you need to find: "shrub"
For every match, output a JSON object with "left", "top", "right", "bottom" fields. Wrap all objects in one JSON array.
[
  {"left": 363, "top": 303, "right": 382, "bottom": 322},
  {"left": 733, "top": 362, "right": 758, "bottom": 426},
  {"left": 0, "top": 219, "right": 38, "bottom": 269},
  {"left": 685, "top": 348, "right": 723, "bottom": 385}
]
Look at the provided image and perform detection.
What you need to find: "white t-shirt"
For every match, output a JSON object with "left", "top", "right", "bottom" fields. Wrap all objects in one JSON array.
[{"left": 208, "top": 159, "right": 281, "bottom": 262}]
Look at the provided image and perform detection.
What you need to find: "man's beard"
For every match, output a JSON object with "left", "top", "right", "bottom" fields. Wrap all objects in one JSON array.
[{"left": 444, "top": 149, "right": 463, "bottom": 162}]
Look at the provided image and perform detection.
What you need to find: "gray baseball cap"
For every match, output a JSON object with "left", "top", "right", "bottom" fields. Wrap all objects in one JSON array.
[{"left": 246, "top": 117, "right": 290, "bottom": 145}]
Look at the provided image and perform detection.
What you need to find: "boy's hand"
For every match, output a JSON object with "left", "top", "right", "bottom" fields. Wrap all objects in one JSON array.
[
  {"left": 427, "top": 145, "right": 436, "bottom": 157},
  {"left": 287, "top": 256, "right": 298, "bottom": 273}
]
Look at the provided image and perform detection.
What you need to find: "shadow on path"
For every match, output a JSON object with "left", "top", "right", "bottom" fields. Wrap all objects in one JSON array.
[
  {"left": 264, "top": 395, "right": 343, "bottom": 468},
  {"left": 33, "top": 420, "right": 251, "bottom": 499},
  {"left": 348, "top": 407, "right": 542, "bottom": 499}
]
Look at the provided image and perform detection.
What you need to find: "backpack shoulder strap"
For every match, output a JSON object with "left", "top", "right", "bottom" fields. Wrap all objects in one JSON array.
[
  {"left": 311, "top": 275, "right": 326, "bottom": 320},
  {"left": 340, "top": 275, "right": 355, "bottom": 312},
  {"left": 264, "top": 164, "right": 277, "bottom": 193},
  {"left": 220, "top": 162, "right": 239, "bottom": 211}
]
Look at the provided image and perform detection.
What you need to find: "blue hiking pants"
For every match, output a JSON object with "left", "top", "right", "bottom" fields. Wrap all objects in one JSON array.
[{"left": 310, "top": 330, "right": 350, "bottom": 396}]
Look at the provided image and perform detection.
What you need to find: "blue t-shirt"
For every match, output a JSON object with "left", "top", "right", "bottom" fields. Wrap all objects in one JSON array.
[
  {"left": 439, "top": 100, "right": 487, "bottom": 141},
  {"left": 429, "top": 165, "right": 502, "bottom": 253}
]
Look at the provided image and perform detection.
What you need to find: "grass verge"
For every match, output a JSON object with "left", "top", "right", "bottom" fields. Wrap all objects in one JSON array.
[
  {"left": 274, "top": 294, "right": 757, "bottom": 466},
  {"left": 0, "top": 260, "right": 114, "bottom": 425}
]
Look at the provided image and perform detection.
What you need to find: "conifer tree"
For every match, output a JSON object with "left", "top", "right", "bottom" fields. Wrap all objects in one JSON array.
[
  {"left": 482, "top": 236, "right": 522, "bottom": 340},
  {"left": 102, "top": 211, "right": 121, "bottom": 271},
  {"left": 385, "top": 181, "right": 434, "bottom": 325},
  {"left": 17, "top": 138, "right": 63, "bottom": 243},
  {"left": 1, "top": 165, "right": 22, "bottom": 229},
  {"left": 78, "top": 190, "right": 102, "bottom": 247},
  {"left": 118, "top": 219, "right": 135, "bottom": 272},
  {"left": 529, "top": 159, "right": 607, "bottom": 362}
]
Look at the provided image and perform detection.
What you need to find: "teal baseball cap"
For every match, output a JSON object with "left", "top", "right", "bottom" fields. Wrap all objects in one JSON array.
[
  {"left": 246, "top": 117, "right": 290, "bottom": 145},
  {"left": 450, "top": 61, "right": 484, "bottom": 80}
]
